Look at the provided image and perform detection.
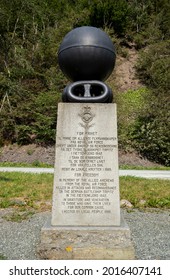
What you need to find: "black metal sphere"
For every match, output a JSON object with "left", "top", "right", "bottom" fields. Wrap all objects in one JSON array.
[{"left": 58, "top": 26, "right": 116, "bottom": 82}]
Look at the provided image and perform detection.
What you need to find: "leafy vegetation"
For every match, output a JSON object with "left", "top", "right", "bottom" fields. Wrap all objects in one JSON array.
[
  {"left": 131, "top": 41, "right": 170, "bottom": 166},
  {"left": 116, "top": 87, "right": 149, "bottom": 151},
  {"left": 0, "top": 0, "right": 169, "bottom": 165}
]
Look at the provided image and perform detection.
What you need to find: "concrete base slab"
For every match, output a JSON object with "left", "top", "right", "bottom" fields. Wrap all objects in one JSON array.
[{"left": 37, "top": 215, "right": 135, "bottom": 260}]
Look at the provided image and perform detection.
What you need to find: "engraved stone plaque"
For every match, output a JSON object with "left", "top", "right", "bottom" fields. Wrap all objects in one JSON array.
[{"left": 51, "top": 103, "right": 120, "bottom": 226}]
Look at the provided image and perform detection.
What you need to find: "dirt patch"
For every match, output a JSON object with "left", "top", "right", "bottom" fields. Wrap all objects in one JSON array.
[
  {"left": 0, "top": 144, "right": 55, "bottom": 165},
  {"left": 118, "top": 150, "right": 161, "bottom": 168},
  {"left": 0, "top": 144, "right": 161, "bottom": 168},
  {"left": 114, "top": 48, "right": 143, "bottom": 92}
]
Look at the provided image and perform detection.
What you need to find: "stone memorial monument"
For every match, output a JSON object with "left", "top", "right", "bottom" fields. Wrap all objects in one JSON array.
[{"left": 37, "top": 26, "right": 135, "bottom": 259}]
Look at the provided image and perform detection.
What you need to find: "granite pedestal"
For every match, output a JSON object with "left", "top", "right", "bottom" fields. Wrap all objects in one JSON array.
[{"left": 37, "top": 103, "right": 135, "bottom": 259}]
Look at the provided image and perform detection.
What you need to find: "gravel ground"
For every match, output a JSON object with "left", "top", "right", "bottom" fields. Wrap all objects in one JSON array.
[{"left": 0, "top": 209, "right": 170, "bottom": 260}]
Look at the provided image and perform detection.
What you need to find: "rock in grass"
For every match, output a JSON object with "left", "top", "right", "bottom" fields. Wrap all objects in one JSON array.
[{"left": 120, "top": 199, "right": 133, "bottom": 208}]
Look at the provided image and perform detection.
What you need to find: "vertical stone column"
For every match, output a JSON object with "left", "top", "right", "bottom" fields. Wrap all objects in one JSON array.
[
  {"left": 52, "top": 103, "right": 120, "bottom": 227},
  {"left": 37, "top": 103, "right": 135, "bottom": 260}
]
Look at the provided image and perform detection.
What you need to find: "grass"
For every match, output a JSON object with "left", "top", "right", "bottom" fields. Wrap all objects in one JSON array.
[
  {"left": 0, "top": 172, "right": 53, "bottom": 221},
  {"left": 0, "top": 161, "right": 170, "bottom": 170},
  {"left": 0, "top": 173, "right": 53, "bottom": 203},
  {"left": 0, "top": 254, "right": 7, "bottom": 260},
  {"left": 0, "top": 161, "right": 53, "bottom": 168},
  {"left": 0, "top": 172, "right": 170, "bottom": 222},
  {"left": 119, "top": 164, "right": 170, "bottom": 170},
  {"left": 120, "top": 176, "right": 170, "bottom": 208}
]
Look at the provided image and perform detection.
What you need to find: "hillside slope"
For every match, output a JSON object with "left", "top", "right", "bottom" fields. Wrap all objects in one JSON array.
[{"left": 114, "top": 48, "right": 142, "bottom": 92}]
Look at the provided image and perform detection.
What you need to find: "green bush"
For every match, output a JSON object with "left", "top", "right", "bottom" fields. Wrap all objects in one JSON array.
[
  {"left": 88, "top": 0, "right": 130, "bottom": 36},
  {"left": 136, "top": 41, "right": 170, "bottom": 92},
  {"left": 132, "top": 42, "right": 170, "bottom": 166},
  {"left": 16, "top": 125, "right": 34, "bottom": 145},
  {"left": 131, "top": 112, "right": 170, "bottom": 166},
  {"left": 33, "top": 91, "right": 61, "bottom": 145},
  {"left": 116, "top": 88, "right": 149, "bottom": 151}
]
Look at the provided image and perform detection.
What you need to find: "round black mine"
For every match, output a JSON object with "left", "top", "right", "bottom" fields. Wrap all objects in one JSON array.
[{"left": 58, "top": 26, "right": 116, "bottom": 82}]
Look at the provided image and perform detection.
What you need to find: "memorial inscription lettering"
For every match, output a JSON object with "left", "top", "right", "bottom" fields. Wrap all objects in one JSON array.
[{"left": 51, "top": 103, "right": 120, "bottom": 226}]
